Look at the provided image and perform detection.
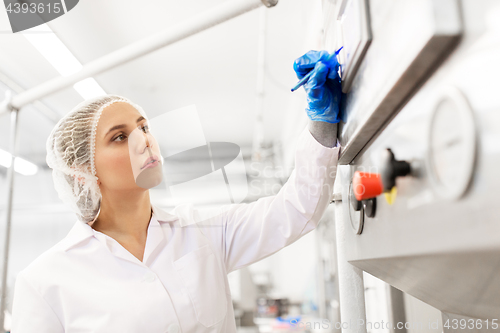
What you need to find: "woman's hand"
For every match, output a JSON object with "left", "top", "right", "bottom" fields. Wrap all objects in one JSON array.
[{"left": 293, "top": 50, "right": 342, "bottom": 124}]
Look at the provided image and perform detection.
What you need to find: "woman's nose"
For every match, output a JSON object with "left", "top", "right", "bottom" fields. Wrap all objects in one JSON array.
[{"left": 142, "top": 132, "right": 153, "bottom": 150}]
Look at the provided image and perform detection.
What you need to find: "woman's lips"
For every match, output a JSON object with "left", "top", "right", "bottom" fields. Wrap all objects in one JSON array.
[{"left": 141, "top": 155, "right": 160, "bottom": 170}]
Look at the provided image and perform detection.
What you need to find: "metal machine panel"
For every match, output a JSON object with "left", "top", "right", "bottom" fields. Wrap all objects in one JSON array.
[
  {"left": 337, "top": 0, "right": 372, "bottom": 93},
  {"left": 334, "top": 0, "right": 462, "bottom": 164},
  {"left": 337, "top": 0, "right": 500, "bottom": 318}
]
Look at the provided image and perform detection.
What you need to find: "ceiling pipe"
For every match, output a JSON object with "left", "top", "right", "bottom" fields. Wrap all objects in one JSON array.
[{"left": 0, "top": 0, "right": 278, "bottom": 115}]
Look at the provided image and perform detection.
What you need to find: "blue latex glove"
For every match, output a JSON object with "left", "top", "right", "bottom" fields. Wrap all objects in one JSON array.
[{"left": 293, "top": 50, "right": 342, "bottom": 123}]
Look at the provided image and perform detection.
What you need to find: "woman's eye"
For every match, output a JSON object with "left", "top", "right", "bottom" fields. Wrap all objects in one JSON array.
[
  {"left": 141, "top": 125, "right": 149, "bottom": 133},
  {"left": 113, "top": 134, "right": 126, "bottom": 142}
]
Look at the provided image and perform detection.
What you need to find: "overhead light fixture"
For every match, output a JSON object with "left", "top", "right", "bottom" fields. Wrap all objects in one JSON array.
[
  {"left": 21, "top": 23, "right": 106, "bottom": 99},
  {"left": 73, "top": 78, "right": 106, "bottom": 99},
  {"left": 0, "top": 149, "right": 38, "bottom": 176}
]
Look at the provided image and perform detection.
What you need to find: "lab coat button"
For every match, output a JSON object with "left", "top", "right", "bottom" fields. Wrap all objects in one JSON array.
[
  {"left": 142, "top": 271, "right": 156, "bottom": 283},
  {"left": 167, "top": 323, "right": 179, "bottom": 333}
]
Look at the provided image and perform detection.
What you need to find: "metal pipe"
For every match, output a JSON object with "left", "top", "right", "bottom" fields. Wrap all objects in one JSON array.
[
  {"left": 387, "top": 286, "right": 407, "bottom": 333},
  {"left": 2, "top": 0, "right": 277, "bottom": 113},
  {"left": 0, "top": 99, "right": 19, "bottom": 332},
  {"left": 0, "top": 71, "right": 59, "bottom": 123},
  {"left": 334, "top": 165, "right": 367, "bottom": 333}
]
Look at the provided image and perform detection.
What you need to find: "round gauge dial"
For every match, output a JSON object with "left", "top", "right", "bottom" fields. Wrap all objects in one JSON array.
[{"left": 427, "top": 87, "right": 477, "bottom": 200}]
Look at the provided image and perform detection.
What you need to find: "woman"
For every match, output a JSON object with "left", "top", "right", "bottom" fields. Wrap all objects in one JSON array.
[{"left": 11, "top": 50, "right": 342, "bottom": 332}]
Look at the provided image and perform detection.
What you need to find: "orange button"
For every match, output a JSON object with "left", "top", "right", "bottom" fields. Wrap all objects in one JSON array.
[{"left": 352, "top": 171, "right": 383, "bottom": 201}]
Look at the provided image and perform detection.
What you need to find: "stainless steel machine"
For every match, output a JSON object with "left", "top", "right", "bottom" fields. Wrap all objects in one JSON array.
[{"left": 325, "top": 0, "right": 500, "bottom": 330}]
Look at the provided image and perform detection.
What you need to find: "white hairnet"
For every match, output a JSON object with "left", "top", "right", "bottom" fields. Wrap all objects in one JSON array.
[{"left": 46, "top": 94, "right": 149, "bottom": 223}]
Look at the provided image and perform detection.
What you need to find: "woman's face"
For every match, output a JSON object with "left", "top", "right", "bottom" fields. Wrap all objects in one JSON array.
[{"left": 94, "top": 102, "right": 163, "bottom": 192}]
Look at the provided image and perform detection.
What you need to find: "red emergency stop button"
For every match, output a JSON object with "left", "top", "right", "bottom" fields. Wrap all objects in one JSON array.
[{"left": 352, "top": 171, "right": 383, "bottom": 201}]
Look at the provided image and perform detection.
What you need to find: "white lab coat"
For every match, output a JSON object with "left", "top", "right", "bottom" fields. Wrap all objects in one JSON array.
[{"left": 11, "top": 127, "right": 340, "bottom": 333}]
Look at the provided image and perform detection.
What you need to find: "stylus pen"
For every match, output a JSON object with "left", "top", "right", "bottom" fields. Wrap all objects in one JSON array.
[{"left": 291, "top": 46, "right": 343, "bottom": 92}]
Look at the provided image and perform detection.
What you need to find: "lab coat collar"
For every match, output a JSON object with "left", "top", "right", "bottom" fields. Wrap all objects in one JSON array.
[
  {"left": 61, "top": 204, "right": 179, "bottom": 252},
  {"left": 151, "top": 204, "right": 179, "bottom": 223}
]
